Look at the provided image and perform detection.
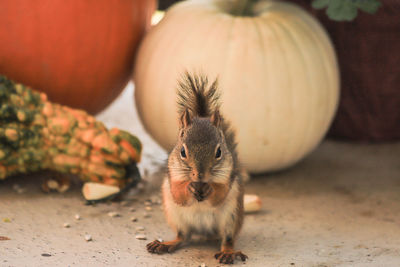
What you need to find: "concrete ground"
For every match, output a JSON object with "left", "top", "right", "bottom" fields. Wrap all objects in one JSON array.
[{"left": 1, "top": 84, "right": 399, "bottom": 267}]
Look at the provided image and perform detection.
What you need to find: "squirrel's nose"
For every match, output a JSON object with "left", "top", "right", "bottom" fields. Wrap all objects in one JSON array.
[{"left": 191, "top": 170, "right": 204, "bottom": 181}]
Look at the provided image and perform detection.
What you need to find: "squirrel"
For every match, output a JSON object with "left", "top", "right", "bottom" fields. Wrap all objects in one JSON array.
[{"left": 146, "top": 73, "right": 248, "bottom": 264}]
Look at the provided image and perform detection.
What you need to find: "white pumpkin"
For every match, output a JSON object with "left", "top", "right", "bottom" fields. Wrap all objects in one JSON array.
[{"left": 134, "top": 0, "right": 339, "bottom": 173}]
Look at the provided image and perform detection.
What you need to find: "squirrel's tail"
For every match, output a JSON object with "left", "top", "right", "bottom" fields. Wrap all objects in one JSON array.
[{"left": 177, "top": 72, "right": 220, "bottom": 117}]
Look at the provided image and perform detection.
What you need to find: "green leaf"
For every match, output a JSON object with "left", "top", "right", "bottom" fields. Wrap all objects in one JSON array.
[
  {"left": 312, "top": 0, "right": 382, "bottom": 21},
  {"left": 326, "top": 0, "right": 358, "bottom": 21},
  {"left": 354, "top": 0, "right": 381, "bottom": 14},
  {"left": 312, "top": 0, "right": 330, "bottom": 9}
]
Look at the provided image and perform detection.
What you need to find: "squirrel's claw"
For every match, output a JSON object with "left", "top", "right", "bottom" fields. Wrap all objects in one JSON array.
[
  {"left": 146, "top": 240, "right": 179, "bottom": 254},
  {"left": 215, "top": 250, "right": 248, "bottom": 264}
]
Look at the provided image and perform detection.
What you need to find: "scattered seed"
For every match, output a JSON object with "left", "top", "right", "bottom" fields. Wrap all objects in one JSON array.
[
  {"left": 135, "top": 234, "right": 147, "bottom": 240},
  {"left": 63, "top": 223, "right": 70, "bottom": 228},
  {"left": 144, "top": 200, "right": 152, "bottom": 206},
  {"left": 151, "top": 196, "right": 161, "bottom": 205},
  {"left": 0, "top": 236, "right": 10, "bottom": 241},
  {"left": 145, "top": 206, "right": 153, "bottom": 211},
  {"left": 129, "top": 208, "right": 136, "bottom": 212},
  {"left": 47, "top": 180, "right": 59, "bottom": 190},
  {"left": 75, "top": 214, "right": 81, "bottom": 220},
  {"left": 120, "top": 201, "right": 130, "bottom": 206},
  {"left": 12, "top": 184, "right": 26, "bottom": 194},
  {"left": 17, "top": 188, "right": 26, "bottom": 194},
  {"left": 244, "top": 194, "right": 262, "bottom": 213},
  {"left": 85, "top": 234, "right": 92, "bottom": 241},
  {"left": 57, "top": 184, "right": 70, "bottom": 193},
  {"left": 130, "top": 217, "right": 138, "bottom": 222},
  {"left": 136, "top": 226, "right": 145, "bottom": 231},
  {"left": 108, "top": 211, "right": 120, "bottom": 218},
  {"left": 41, "top": 253, "right": 51, "bottom": 257},
  {"left": 143, "top": 212, "right": 151, "bottom": 218}
]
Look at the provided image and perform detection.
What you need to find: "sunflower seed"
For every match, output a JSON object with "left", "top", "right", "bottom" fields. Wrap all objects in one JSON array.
[
  {"left": 135, "top": 234, "right": 147, "bottom": 240},
  {"left": 12, "top": 184, "right": 26, "bottom": 194},
  {"left": 120, "top": 201, "right": 130, "bottom": 206},
  {"left": 135, "top": 226, "right": 145, "bottom": 231},
  {"left": 84, "top": 234, "right": 92, "bottom": 241},
  {"left": 108, "top": 211, "right": 120, "bottom": 218}
]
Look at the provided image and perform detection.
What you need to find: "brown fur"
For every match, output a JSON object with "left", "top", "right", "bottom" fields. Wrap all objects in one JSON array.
[
  {"left": 169, "top": 180, "right": 192, "bottom": 206},
  {"left": 234, "top": 184, "right": 245, "bottom": 237},
  {"left": 147, "top": 73, "right": 247, "bottom": 265},
  {"left": 208, "top": 182, "right": 229, "bottom": 206}
]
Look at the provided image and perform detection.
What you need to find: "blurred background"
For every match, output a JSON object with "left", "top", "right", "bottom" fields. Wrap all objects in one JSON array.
[{"left": 157, "top": 0, "right": 400, "bottom": 142}]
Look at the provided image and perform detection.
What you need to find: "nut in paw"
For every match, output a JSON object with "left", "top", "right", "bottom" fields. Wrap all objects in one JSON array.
[{"left": 188, "top": 182, "right": 212, "bottom": 202}]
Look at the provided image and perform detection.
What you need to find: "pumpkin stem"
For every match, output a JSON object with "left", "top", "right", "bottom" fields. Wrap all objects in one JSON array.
[{"left": 231, "top": 0, "right": 258, "bottom": 16}]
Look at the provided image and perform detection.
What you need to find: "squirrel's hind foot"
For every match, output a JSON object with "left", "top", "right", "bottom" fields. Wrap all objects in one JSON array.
[{"left": 214, "top": 250, "right": 248, "bottom": 264}]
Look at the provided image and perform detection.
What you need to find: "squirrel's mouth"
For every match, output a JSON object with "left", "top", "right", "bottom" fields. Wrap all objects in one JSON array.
[
  {"left": 194, "top": 193, "right": 207, "bottom": 202},
  {"left": 188, "top": 182, "right": 211, "bottom": 202}
]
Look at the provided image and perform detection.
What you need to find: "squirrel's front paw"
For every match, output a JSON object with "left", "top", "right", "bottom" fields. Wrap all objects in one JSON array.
[
  {"left": 214, "top": 250, "right": 248, "bottom": 264},
  {"left": 146, "top": 240, "right": 179, "bottom": 254}
]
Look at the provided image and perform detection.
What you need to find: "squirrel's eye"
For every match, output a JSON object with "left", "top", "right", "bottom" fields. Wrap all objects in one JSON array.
[
  {"left": 215, "top": 147, "right": 222, "bottom": 159},
  {"left": 180, "top": 146, "right": 187, "bottom": 158}
]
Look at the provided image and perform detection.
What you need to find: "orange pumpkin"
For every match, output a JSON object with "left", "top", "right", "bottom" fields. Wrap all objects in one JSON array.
[{"left": 0, "top": 0, "right": 156, "bottom": 114}]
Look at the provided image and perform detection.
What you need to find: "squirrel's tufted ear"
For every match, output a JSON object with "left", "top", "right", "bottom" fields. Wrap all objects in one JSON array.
[
  {"left": 211, "top": 109, "right": 221, "bottom": 128},
  {"left": 180, "top": 109, "right": 191, "bottom": 128}
]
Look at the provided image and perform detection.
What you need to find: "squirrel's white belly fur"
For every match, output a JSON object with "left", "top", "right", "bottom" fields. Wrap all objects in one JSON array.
[{"left": 163, "top": 177, "right": 240, "bottom": 236}]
